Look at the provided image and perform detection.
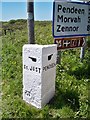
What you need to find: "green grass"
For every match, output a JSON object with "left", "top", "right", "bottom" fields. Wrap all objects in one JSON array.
[{"left": 1, "top": 20, "right": 90, "bottom": 119}]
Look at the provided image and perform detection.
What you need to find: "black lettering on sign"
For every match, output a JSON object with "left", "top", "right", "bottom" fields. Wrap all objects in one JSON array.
[
  {"left": 57, "top": 25, "right": 79, "bottom": 32},
  {"left": 43, "top": 63, "right": 56, "bottom": 72},
  {"left": 57, "top": 25, "right": 61, "bottom": 32},
  {"left": 57, "top": 15, "right": 81, "bottom": 23},
  {"left": 57, "top": 15, "right": 63, "bottom": 22},
  {"left": 24, "top": 65, "right": 41, "bottom": 73},
  {"left": 25, "top": 89, "right": 32, "bottom": 97},
  {"left": 30, "top": 66, "right": 33, "bottom": 71},
  {"left": 58, "top": 4, "right": 62, "bottom": 12},
  {"left": 24, "top": 65, "right": 29, "bottom": 70},
  {"left": 87, "top": 25, "right": 90, "bottom": 31},
  {"left": 88, "top": 16, "right": 90, "bottom": 23},
  {"left": 57, "top": 4, "right": 85, "bottom": 14},
  {"left": 60, "top": 25, "right": 79, "bottom": 32},
  {"left": 38, "top": 68, "right": 41, "bottom": 73}
]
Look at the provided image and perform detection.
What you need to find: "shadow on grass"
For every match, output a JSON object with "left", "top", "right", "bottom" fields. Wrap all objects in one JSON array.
[
  {"left": 48, "top": 88, "right": 79, "bottom": 112},
  {"left": 68, "top": 63, "right": 90, "bottom": 80},
  {"left": 67, "top": 50, "right": 90, "bottom": 80}
]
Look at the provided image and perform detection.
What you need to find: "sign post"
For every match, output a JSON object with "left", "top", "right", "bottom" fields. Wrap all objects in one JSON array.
[
  {"left": 80, "top": 45, "right": 86, "bottom": 62},
  {"left": 57, "top": 50, "right": 61, "bottom": 64},
  {"left": 53, "top": 0, "right": 90, "bottom": 64},
  {"left": 27, "top": 0, "right": 35, "bottom": 44}
]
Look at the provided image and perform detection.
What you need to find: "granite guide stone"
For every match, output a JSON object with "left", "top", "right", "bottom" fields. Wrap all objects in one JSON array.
[{"left": 23, "top": 44, "right": 57, "bottom": 108}]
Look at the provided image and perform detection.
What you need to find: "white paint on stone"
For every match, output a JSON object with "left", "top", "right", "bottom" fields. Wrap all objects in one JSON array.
[{"left": 23, "top": 44, "right": 57, "bottom": 108}]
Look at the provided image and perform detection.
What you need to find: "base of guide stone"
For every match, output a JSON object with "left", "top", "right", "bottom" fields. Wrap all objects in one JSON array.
[{"left": 23, "top": 85, "right": 55, "bottom": 109}]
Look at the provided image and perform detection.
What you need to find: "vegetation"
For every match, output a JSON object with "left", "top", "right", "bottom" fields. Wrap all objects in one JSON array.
[{"left": 1, "top": 19, "right": 90, "bottom": 119}]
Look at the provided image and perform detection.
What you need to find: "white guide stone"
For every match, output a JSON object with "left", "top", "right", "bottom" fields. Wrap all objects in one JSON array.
[{"left": 23, "top": 44, "right": 57, "bottom": 108}]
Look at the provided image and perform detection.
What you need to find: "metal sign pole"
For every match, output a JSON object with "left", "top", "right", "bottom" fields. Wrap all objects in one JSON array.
[
  {"left": 57, "top": 0, "right": 71, "bottom": 64},
  {"left": 80, "top": 0, "right": 89, "bottom": 62},
  {"left": 57, "top": 50, "right": 61, "bottom": 64},
  {"left": 80, "top": 37, "right": 86, "bottom": 62},
  {"left": 27, "top": 0, "right": 35, "bottom": 44},
  {"left": 80, "top": 47, "right": 85, "bottom": 62}
]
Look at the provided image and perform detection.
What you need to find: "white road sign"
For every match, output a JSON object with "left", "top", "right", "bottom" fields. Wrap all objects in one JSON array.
[{"left": 53, "top": 1, "right": 90, "bottom": 38}]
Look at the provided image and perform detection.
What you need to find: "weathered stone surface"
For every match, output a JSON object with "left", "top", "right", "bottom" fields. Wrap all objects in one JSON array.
[{"left": 23, "top": 44, "right": 57, "bottom": 108}]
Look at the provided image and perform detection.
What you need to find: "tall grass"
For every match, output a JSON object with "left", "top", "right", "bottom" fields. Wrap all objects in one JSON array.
[{"left": 1, "top": 20, "right": 90, "bottom": 119}]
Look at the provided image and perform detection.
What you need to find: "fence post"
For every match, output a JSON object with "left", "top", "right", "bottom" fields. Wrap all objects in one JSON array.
[{"left": 27, "top": 0, "right": 35, "bottom": 44}]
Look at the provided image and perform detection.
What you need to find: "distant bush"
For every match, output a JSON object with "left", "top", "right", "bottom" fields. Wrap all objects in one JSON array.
[
  {"left": 9, "top": 20, "right": 16, "bottom": 24},
  {"left": 1, "top": 19, "right": 27, "bottom": 35}
]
